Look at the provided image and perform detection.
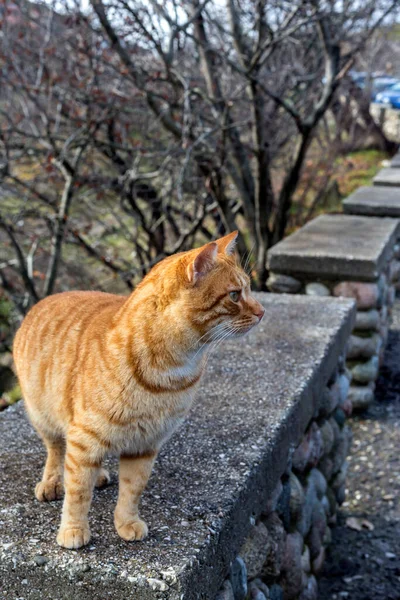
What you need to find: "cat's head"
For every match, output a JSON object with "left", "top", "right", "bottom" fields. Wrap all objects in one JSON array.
[{"left": 177, "top": 231, "right": 265, "bottom": 344}]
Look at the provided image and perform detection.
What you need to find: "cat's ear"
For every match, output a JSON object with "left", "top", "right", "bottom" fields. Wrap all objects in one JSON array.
[
  {"left": 216, "top": 230, "right": 238, "bottom": 256},
  {"left": 187, "top": 242, "right": 218, "bottom": 284}
]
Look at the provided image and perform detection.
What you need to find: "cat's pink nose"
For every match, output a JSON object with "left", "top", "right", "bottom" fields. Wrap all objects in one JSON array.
[{"left": 254, "top": 307, "right": 265, "bottom": 321}]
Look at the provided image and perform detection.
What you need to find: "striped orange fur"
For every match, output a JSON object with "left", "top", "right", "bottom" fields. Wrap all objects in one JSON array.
[{"left": 13, "top": 231, "right": 264, "bottom": 549}]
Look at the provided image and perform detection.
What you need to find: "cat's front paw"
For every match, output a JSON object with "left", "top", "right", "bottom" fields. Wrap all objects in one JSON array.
[
  {"left": 35, "top": 479, "right": 64, "bottom": 502},
  {"left": 57, "top": 524, "right": 91, "bottom": 549},
  {"left": 115, "top": 518, "right": 148, "bottom": 542}
]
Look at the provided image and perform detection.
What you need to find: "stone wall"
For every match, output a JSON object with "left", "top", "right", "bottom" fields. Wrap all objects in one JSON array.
[
  {"left": 266, "top": 216, "right": 400, "bottom": 411},
  {"left": 215, "top": 355, "right": 352, "bottom": 600},
  {"left": 0, "top": 295, "right": 355, "bottom": 600}
]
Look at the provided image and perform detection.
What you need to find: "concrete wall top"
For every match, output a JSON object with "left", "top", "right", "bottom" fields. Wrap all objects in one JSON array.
[
  {"left": 0, "top": 294, "right": 355, "bottom": 600},
  {"left": 343, "top": 185, "right": 400, "bottom": 218},
  {"left": 267, "top": 214, "right": 400, "bottom": 281}
]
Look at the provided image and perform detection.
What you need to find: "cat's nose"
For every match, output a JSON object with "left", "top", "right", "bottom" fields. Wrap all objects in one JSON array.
[{"left": 254, "top": 307, "right": 265, "bottom": 321}]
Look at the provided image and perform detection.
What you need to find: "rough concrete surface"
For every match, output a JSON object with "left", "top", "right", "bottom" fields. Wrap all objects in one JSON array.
[
  {"left": 0, "top": 295, "right": 355, "bottom": 600},
  {"left": 319, "top": 301, "right": 400, "bottom": 600},
  {"left": 373, "top": 167, "right": 400, "bottom": 187},
  {"left": 267, "top": 215, "right": 400, "bottom": 281},
  {"left": 343, "top": 185, "right": 400, "bottom": 218}
]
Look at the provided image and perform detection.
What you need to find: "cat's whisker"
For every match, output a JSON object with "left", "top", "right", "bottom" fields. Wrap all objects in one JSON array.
[
  {"left": 191, "top": 322, "right": 229, "bottom": 360},
  {"left": 203, "top": 326, "right": 238, "bottom": 370},
  {"left": 243, "top": 242, "right": 256, "bottom": 275}
]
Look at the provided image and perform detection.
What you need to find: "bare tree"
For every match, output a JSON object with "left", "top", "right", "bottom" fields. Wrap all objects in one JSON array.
[
  {"left": 90, "top": 0, "right": 400, "bottom": 285},
  {"left": 1, "top": 0, "right": 399, "bottom": 318}
]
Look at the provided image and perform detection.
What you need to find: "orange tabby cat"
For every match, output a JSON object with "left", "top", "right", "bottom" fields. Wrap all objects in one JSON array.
[{"left": 13, "top": 231, "right": 264, "bottom": 549}]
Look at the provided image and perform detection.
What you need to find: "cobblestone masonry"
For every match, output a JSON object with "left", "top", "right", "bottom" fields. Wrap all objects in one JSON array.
[
  {"left": 267, "top": 215, "right": 400, "bottom": 411},
  {"left": 215, "top": 355, "right": 353, "bottom": 600}
]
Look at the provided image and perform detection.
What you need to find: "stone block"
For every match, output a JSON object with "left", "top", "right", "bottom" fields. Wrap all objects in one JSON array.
[
  {"left": 373, "top": 167, "right": 400, "bottom": 187},
  {"left": 267, "top": 214, "right": 400, "bottom": 282},
  {"left": 343, "top": 185, "right": 400, "bottom": 217}
]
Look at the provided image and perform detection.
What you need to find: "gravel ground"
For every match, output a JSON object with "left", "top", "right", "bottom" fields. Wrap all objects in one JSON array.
[{"left": 318, "top": 303, "right": 400, "bottom": 600}]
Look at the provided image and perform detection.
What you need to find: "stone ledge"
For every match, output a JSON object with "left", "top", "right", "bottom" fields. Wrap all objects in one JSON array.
[
  {"left": 373, "top": 167, "right": 400, "bottom": 187},
  {"left": 343, "top": 185, "right": 400, "bottom": 218},
  {"left": 389, "top": 153, "right": 400, "bottom": 168},
  {"left": 267, "top": 214, "right": 400, "bottom": 281},
  {"left": 0, "top": 294, "right": 355, "bottom": 600}
]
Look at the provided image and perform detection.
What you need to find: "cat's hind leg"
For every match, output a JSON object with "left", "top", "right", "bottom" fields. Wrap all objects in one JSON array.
[{"left": 35, "top": 436, "right": 65, "bottom": 502}]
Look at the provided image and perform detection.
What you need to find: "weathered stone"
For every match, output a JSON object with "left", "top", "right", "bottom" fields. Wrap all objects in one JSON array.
[
  {"left": 323, "top": 525, "right": 332, "bottom": 546},
  {"left": 263, "top": 479, "right": 283, "bottom": 516},
  {"left": 148, "top": 578, "right": 169, "bottom": 592},
  {"left": 306, "top": 523, "right": 322, "bottom": 560},
  {"left": 320, "top": 420, "right": 335, "bottom": 455},
  {"left": 261, "top": 512, "right": 286, "bottom": 579},
  {"left": 394, "top": 243, "right": 400, "bottom": 259},
  {"left": 373, "top": 167, "right": 400, "bottom": 187},
  {"left": 354, "top": 309, "right": 380, "bottom": 331},
  {"left": 350, "top": 356, "right": 379, "bottom": 384},
  {"left": 269, "top": 585, "right": 283, "bottom": 600},
  {"left": 216, "top": 580, "right": 235, "bottom": 600},
  {"left": 346, "top": 333, "right": 381, "bottom": 359},
  {"left": 377, "top": 273, "right": 387, "bottom": 309},
  {"left": 305, "top": 283, "right": 331, "bottom": 297},
  {"left": 281, "top": 532, "right": 304, "bottom": 600},
  {"left": 389, "top": 260, "right": 400, "bottom": 282},
  {"left": 380, "top": 304, "right": 388, "bottom": 325},
  {"left": 301, "top": 545, "right": 311, "bottom": 573},
  {"left": 337, "top": 353, "right": 346, "bottom": 373},
  {"left": 331, "top": 461, "right": 349, "bottom": 492},
  {"left": 318, "top": 456, "right": 334, "bottom": 482},
  {"left": 240, "top": 522, "right": 271, "bottom": 579},
  {"left": 333, "top": 281, "right": 379, "bottom": 310},
  {"left": 277, "top": 477, "right": 291, "bottom": 530},
  {"left": 308, "top": 468, "right": 327, "bottom": 499},
  {"left": 332, "top": 426, "right": 352, "bottom": 474},
  {"left": 33, "top": 555, "right": 49, "bottom": 567},
  {"left": 332, "top": 407, "right": 346, "bottom": 428},
  {"left": 251, "top": 579, "right": 271, "bottom": 599},
  {"left": 229, "top": 557, "right": 247, "bottom": 600},
  {"left": 311, "top": 546, "right": 326, "bottom": 575},
  {"left": 267, "top": 273, "right": 301, "bottom": 294},
  {"left": 249, "top": 580, "right": 269, "bottom": 600},
  {"left": 306, "top": 501, "right": 327, "bottom": 560},
  {"left": 328, "top": 380, "right": 341, "bottom": 412},
  {"left": 289, "top": 473, "right": 304, "bottom": 522},
  {"left": 292, "top": 422, "right": 322, "bottom": 472},
  {"left": 298, "top": 575, "right": 318, "bottom": 600},
  {"left": 388, "top": 285, "right": 396, "bottom": 307},
  {"left": 296, "top": 477, "right": 317, "bottom": 537},
  {"left": 318, "top": 382, "right": 340, "bottom": 418},
  {"left": 379, "top": 324, "right": 389, "bottom": 347},
  {"left": 347, "top": 385, "right": 374, "bottom": 409},
  {"left": 337, "top": 373, "right": 351, "bottom": 402},
  {"left": 267, "top": 214, "right": 399, "bottom": 282},
  {"left": 326, "top": 487, "right": 337, "bottom": 516},
  {"left": 321, "top": 495, "right": 331, "bottom": 518},
  {"left": 329, "top": 416, "right": 341, "bottom": 444},
  {"left": 334, "top": 484, "right": 346, "bottom": 505}
]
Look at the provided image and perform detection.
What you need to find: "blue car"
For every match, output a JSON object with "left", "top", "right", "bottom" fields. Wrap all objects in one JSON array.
[{"left": 375, "top": 82, "right": 400, "bottom": 109}]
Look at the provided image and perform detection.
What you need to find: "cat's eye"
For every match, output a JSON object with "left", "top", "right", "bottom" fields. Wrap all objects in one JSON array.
[{"left": 229, "top": 290, "right": 241, "bottom": 302}]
